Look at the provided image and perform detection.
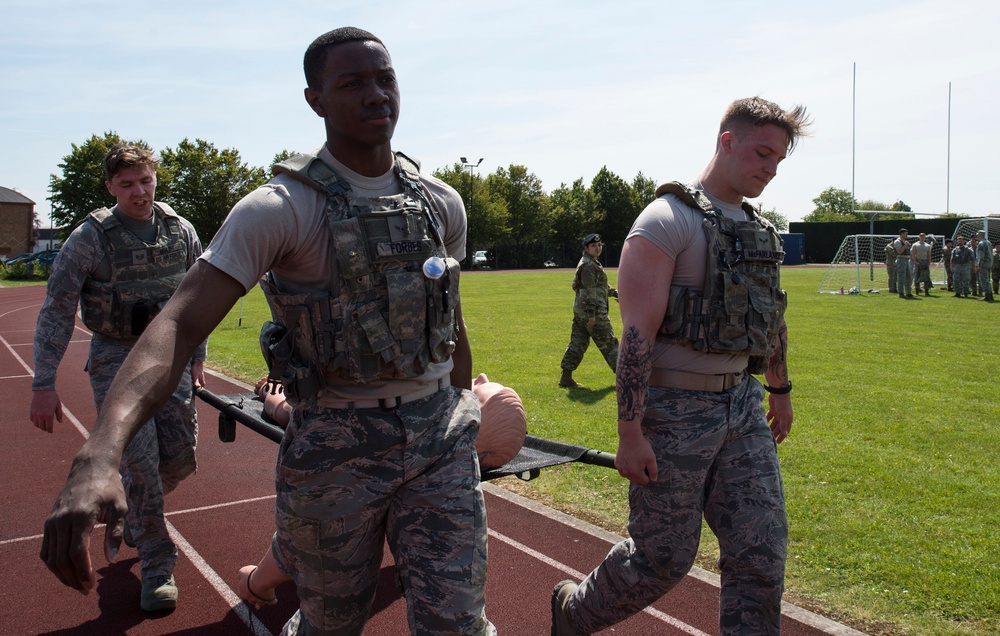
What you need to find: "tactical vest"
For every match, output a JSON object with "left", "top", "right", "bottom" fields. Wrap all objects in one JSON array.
[
  {"left": 654, "top": 182, "right": 786, "bottom": 374},
  {"left": 896, "top": 239, "right": 911, "bottom": 257},
  {"left": 258, "top": 152, "right": 459, "bottom": 407},
  {"left": 79, "top": 203, "right": 189, "bottom": 341}
]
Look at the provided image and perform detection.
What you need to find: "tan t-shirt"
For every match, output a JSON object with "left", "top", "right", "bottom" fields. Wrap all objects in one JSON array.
[
  {"left": 627, "top": 182, "right": 751, "bottom": 375},
  {"left": 201, "top": 145, "right": 467, "bottom": 401}
]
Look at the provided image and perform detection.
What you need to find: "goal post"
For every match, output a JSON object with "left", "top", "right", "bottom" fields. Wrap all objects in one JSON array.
[{"left": 818, "top": 234, "right": 946, "bottom": 294}]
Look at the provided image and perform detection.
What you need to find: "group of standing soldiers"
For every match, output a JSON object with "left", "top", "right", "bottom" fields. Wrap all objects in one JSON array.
[{"left": 887, "top": 228, "right": 996, "bottom": 301}]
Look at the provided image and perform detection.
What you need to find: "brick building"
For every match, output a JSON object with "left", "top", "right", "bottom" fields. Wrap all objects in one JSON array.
[{"left": 0, "top": 186, "right": 36, "bottom": 261}]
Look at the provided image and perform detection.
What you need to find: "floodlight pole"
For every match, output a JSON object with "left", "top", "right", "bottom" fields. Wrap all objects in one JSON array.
[{"left": 460, "top": 157, "right": 483, "bottom": 260}]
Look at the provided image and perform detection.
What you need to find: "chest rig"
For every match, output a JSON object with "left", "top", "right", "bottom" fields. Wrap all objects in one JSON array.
[
  {"left": 79, "top": 203, "right": 188, "bottom": 341},
  {"left": 259, "top": 152, "right": 459, "bottom": 407},
  {"left": 654, "top": 182, "right": 786, "bottom": 374}
]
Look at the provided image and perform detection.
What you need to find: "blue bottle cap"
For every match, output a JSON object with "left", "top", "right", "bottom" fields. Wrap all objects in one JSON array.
[{"left": 422, "top": 256, "right": 446, "bottom": 279}]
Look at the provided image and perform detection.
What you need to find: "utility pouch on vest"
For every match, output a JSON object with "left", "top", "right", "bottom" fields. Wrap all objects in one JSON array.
[{"left": 426, "top": 258, "right": 460, "bottom": 361}]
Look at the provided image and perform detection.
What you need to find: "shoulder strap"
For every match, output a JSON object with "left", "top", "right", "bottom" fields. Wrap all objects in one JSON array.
[{"left": 86, "top": 207, "right": 119, "bottom": 231}]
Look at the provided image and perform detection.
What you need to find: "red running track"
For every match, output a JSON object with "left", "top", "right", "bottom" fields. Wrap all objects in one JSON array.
[{"left": 0, "top": 285, "right": 864, "bottom": 635}]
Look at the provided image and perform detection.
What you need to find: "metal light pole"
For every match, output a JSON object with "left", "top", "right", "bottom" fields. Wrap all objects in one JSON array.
[{"left": 460, "top": 157, "right": 483, "bottom": 264}]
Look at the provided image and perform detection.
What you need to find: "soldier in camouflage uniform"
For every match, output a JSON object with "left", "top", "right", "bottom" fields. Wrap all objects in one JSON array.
[
  {"left": 30, "top": 144, "right": 206, "bottom": 612},
  {"left": 992, "top": 243, "right": 1000, "bottom": 295},
  {"left": 552, "top": 97, "right": 806, "bottom": 636},
  {"left": 974, "top": 230, "right": 994, "bottom": 302},
  {"left": 884, "top": 240, "right": 897, "bottom": 292},
  {"left": 942, "top": 238, "right": 954, "bottom": 292},
  {"left": 951, "top": 236, "right": 974, "bottom": 297},
  {"left": 39, "top": 28, "right": 494, "bottom": 636},
  {"left": 893, "top": 228, "right": 913, "bottom": 298},
  {"left": 911, "top": 232, "right": 934, "bottom": 296},
  {"left": 558, "top": 233, "right": 619, "bottom": 388},
  {"left": 969, "top": 237, "right": 981, "bottom": 296}
]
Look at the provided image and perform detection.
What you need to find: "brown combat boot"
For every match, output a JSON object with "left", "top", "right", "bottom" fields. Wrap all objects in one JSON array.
[{"left": 558, "top": 369, "right": 580, "bottom": 388}]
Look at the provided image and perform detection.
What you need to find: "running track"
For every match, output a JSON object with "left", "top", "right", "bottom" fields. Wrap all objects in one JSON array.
[{"left": 0, "top": 284, "right": 864, "bottom": 635}]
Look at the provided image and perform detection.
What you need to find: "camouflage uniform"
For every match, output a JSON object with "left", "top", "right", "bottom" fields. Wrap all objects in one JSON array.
[
  {"left": 975, "top": 236, "right": 994, "bottom": 301},
  {"left": 992, "top": 246, "right": 1000, "bottom": 294},
  {"left": 272, "top": 387, "right": 488, "bottom": 635},
  {"left": 560, "top": 252, "right": 618, "bottom": 373},
  {"left": 571, "top": 379, "right": 785, "bottom": 634},
  {"left": 942, "top": 243, "right": 954, "bottom": 291},
  {"left": 951, "top": 242, "right": 974, "bottom": 296},
  {"left": 32, "top": 203, "right": 205, "bottom": 581},
  {"left": 911, "top": 240, "right": 933, "bottom": 294},
  {"left": 969, "top": 240, "right": 980, "bottom": 296},
  {"left": 564, "top": 182, "right": 788, "bottom": 636},
  {"left": 893, "top": 237, "right": 912, "bottom": 297},
  {"left": 884, "top": 242, "right": 897, "bottom": 292},
  {"left": 205, "top": 147, "right": 494, "bottom": 635}
]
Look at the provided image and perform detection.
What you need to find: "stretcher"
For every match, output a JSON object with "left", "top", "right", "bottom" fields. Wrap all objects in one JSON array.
[{"left": 195, "top": 386, "right": 617, "bottom": 481}]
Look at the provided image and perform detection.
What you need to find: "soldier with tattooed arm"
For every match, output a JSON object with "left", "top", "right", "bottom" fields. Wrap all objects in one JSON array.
[{"left": 552, "top": 97, "right": 809, "bottom": 636}]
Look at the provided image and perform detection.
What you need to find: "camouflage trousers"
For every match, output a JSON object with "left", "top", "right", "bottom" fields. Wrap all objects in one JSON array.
[
  {"left": 570, "top": 376, "right": 786, "bottom": 635},
  {"left": 88, "top": 337, "right": 198, "bottom": 580},
  {"left": 273, "top": 386, "right": 495, "bottom": 636},
  {"left": 896, "top": 258, "right": 912, "bottom": 295},
  {"left": 886, "top": 263, "right": 897, "bottom": 292},
  {"left": 914, "top": 260, "right": 932, "bottom": 291},
  {"left": 560, "top": 313, "right": 618, "bottom": 373},
  {"left": 954, "top": 263, "right": 972, "bottom": 296},
  {"left": 977, "top": 267, "right": 994, "bottom": 299},
  {"left": 945, "top": 266, "right": 953, "bottom": 291}
]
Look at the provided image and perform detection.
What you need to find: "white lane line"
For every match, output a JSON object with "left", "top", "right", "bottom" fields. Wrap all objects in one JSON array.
[
  {"left": 488, "top": 528, "right": 711, "bottom": 636},
  {"left": 167, "top": 518, "right": 274, "bottom": 636},
  {"left": 0, "top": 330, "right": 92, "bottom": 439}
]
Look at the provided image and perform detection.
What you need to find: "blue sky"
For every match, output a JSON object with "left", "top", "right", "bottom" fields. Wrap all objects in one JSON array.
[{"left": 2, "top": 0, "right": 998, "bottom": 226}]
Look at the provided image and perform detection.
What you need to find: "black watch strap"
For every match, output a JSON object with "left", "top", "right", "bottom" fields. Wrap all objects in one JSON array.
[{"left": 764, "top": 381, "right": 792, "bottom": 394}]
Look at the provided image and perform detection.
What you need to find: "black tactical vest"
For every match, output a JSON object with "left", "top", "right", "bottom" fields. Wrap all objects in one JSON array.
[
  {"left": 79, "top": 203, "right": 188, "bottom": 340},
  {"left": 259, "top": 152, "right": 459, "bottom": 407},
  {"left": 654, "top": 182, "right": 786, "bottom": 374}
]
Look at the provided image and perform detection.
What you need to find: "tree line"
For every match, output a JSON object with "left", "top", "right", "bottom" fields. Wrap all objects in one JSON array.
[{"left": 49, "top": 133, "right": 947, "bottom": 268}]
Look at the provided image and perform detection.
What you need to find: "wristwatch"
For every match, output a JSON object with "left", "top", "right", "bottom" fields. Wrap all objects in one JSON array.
[{"left": 764, "top": 381, "right": 792, "bottom": 394}]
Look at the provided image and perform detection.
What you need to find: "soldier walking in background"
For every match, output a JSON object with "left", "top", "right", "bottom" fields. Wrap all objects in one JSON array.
[
  {"left": 559, "top": 233, "right": 619, "bottom": 388},
  {"left": 29, "top": 144, "right": 206, "bottom": 612}
]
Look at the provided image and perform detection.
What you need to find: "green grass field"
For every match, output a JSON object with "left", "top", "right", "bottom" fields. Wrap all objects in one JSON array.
[{"left": 208, "top": 266, "right": 1000, "bottom": 635}]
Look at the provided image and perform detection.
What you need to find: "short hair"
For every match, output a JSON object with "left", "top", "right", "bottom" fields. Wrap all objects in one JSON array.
[
  {"left": 719, "top": 96, "right": 812, "bottom": 153},
  {"left": 304, "top": 27, "right": 384, "bottom": 89},
  {"left": 104, "top": 144, "right": 157, "bottom": 180},
  {"left": 899, "top": 228, "right": 908, "bottom": 235}
]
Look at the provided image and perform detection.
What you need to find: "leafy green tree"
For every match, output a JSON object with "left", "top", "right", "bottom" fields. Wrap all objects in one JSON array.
[
  {"left": 485, "top": 165, "right": 550, "bottom": 245},
  {"left": 804, "top": 187, "right": 916, "bottom": 223},
  {"left": 48, "top": 132, "right": 151, "bottom": 233},
  {"left": 549, "top": 178, "right": 599, "bottom": 246},
  {"left": 757, "top": 205, "right": 788, "bottom": 231},
  {"left": 433, "top": 163, "right": 510, "bottom": 258},
  {"left": 159, "top": 138, "right": 268, "bottom": 243},
  {"left": 802, "top": 187, "right": 863, "bottom": 222},
  {"left": 632, "top": 171, "right": 657, "bottom": 207},
  {"left": 591, "top": 166, "right": 640, "bottom": 245}
]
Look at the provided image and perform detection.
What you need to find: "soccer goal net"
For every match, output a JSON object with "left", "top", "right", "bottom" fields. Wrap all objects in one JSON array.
[{"left": 818, "top": 234, "right": 946, "bottom": 294}]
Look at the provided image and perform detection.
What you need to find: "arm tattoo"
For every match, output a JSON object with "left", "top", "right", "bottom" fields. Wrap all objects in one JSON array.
[
  {"left": 768, "top": 319, "right": 789, "bottom": 384},
  {"left": 617, "top": 325, "right": 653, "bottom": 422}
]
